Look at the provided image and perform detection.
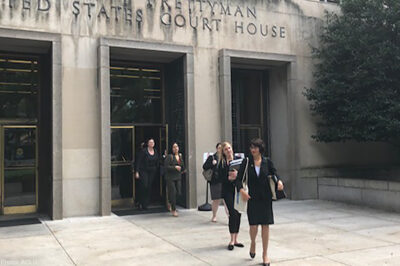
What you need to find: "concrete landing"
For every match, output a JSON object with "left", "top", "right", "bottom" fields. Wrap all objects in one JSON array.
[{"left": 0, "top": 200, "right": 399, "bottom": 266}]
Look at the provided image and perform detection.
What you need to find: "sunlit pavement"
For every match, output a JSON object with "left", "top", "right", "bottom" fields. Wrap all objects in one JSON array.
[{"left": 1, "top": 200, "right": 399, "bottom": 266}]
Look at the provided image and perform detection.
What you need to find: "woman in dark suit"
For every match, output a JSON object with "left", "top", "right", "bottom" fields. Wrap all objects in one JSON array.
[
  {"left": 218, "top": 141, "right": 244, "bottom": 251},
  {"left": 237, "top": 139, "right": 284, "bottom": 266},
  {"left": 135, "top": 138, "right": 160, "bottom": 210},
  {"left": 202, "top": 142, "right": 228, "bottom": 222},
  {"left": 164, "top": 142, "right": 185, "bottom": 217}
]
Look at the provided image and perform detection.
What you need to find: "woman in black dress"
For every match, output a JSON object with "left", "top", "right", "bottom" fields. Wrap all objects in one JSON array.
[
  {"left": 135, "top": 138, "right": 160, "bottom": 210},
  {"left": 237, "top": 139, "right": 284, "bottom": 266},
  {"left": 218, "top": 141, "right": 244, "bottom": 251},
  {"left": 202, "top": 143, "right": 228, "bottom": 222}
]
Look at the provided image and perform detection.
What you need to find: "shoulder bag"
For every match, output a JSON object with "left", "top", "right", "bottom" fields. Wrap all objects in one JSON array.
[
  {"left": 234, "top": 158, "right": 249, "bottom": 213},
  {"left": 202, "top": 155, "right": 214, "bottom": 182},
  {"left": 267, "top": 165, "right": 287, "bottom": 201}
]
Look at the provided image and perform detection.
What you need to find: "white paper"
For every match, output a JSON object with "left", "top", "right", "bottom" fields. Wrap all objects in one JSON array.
[{"left": 203, "top": 152, "right": 214, "bottom": 163}]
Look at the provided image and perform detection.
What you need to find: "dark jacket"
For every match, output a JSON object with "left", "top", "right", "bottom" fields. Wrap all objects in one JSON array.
[
  {"left": 217, "top": 156, "right": 241, "bottom": 197},
  {"left": 202, "top": 153, "right": 221, "bottom": 184},
  {"left": 236, "top": 156, "right": 280, "bottom": 201},
  {"left": 136, "top": 148, "right": 160, "bottom": 174},
  {"left": 164, "top": 153, "right": 185, "bottom": 181}
]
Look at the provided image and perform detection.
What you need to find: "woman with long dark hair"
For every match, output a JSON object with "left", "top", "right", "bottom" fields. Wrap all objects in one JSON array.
[
  {"left": 164, "top": 142, "right": 185, "bottom": 217},
  {"left": 202, "top": 142, "right": 228, "bottom": 222},
  {"left": 217, "top": 141, "right": 244, "bottom": 251},
  {"left": 237, "top": 138, "right": 284, "bottom": 266},
  {"left": 135, "top": 138, "right": 159, "bottom": 210}
]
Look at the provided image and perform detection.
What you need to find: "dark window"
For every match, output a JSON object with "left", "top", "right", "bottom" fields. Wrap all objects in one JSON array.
[
  {"left": 110, "top": 63, "right": 162, "bottom": 124},
  {"left": 0, "top": 56, "right": 39, "bottom": 120},
  {"left": 232, "top": 69, "right": 268, "bottom": 155}
]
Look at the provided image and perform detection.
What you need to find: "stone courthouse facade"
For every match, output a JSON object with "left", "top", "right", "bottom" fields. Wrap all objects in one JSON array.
[{"left": 0, "top": 0, "right": 398, "bottom": 220}]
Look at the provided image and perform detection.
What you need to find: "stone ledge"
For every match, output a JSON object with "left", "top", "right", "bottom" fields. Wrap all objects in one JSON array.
[
  {"left": 318, "top": 177, "right": 400, "bottom": 192},
  {"left": 361, "top": 189, "right": 400, "bottom": 212},
  {"left": 319, "top": 185, "right": 363, "bottom": 205},
  {"left": 318, "top": 177, "right": 338, "bottom": 186},
  {"left": 301, "top": 167, "right": 400, "bottom": 181},
  {"left": 318, "top": 178, "right": 400, "bottom": 212},
  {"left": 389, "top": 181, "right": 400, "bottom": 192},
  {"left": 365, "top": 180, "right": 389, "bottom": 190},
  {"left": 338, "top": 178, "right": 365, "bottom": 188}
]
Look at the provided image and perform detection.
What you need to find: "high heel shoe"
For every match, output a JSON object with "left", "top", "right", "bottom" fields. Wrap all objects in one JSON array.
[{"left": 249, "top": 241, "right": 256, "bottom": 259}]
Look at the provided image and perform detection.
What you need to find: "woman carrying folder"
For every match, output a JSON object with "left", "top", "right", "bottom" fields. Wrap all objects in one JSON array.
[{"left": 217, "top": 141, "right": 244, "bottom": 251}]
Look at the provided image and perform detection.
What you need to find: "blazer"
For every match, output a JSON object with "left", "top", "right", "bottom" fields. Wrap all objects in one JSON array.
[
  {"left": 236, "top": 156, "right": 280, "bottom": 201},
  {"left": 164, "top": 153, "right": 185, "bottom": 181},
  {"left": 202, "top": 153, "right": 221, "bottom": 184},
  {"left": 217, "top": 156, "right": 241, "bottom": 197},
  {"left": 136, "top": 148, "right": 160, "bottom": 173}
]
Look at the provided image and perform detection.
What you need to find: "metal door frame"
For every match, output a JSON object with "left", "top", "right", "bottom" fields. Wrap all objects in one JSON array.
[
  {"left": 111, "top": 125, "right": 135, "bottom": 208},
  {"left": 232, "top": 69, "right": 266, "bottom": 154},
  {"left": 0, "top": 125, "right": 38, "bottom": 215},
  {"left": 159, "top": 125, "right": 168, "bottom": 199},
  {"left": 110, "top": 124, "right": 169, "bottom": 209}
]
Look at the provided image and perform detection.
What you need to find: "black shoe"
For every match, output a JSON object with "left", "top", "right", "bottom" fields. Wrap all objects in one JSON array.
[
  {"left": 262, "top": 263, "right": 270, "bottom": 266},
  {"left": 234, "top": 243, "right": 244, "bottom": 248},
  {"left": 249, "top": 252, "right": 255, "bottom": 259},
  {"left": 227, "top": 244, "right": 234, "bottom": 250}
]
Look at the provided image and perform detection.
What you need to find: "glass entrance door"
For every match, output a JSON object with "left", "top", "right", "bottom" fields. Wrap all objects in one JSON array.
[
  {"left": 110, "top": 60, "right": 169, "bottom": 210},
  {"left": 111, "top": 126, "right": 135, "bottom": 208},
  {"left": 134, "top": 125, "right": 168, "bottom": 206},
  {"left": 110, "top": 125, "right": 168, "bottom": 209},
  {"left": 0, "top": 54, "right": 40, "bottom": 215},
  {"left": 232, "top": 69, "right": 268, "bottom": 154},
  {"left": 0, "top": 126, "right": 37, "bottom": 215}
]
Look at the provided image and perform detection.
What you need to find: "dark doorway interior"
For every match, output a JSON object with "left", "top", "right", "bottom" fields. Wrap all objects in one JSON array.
[
  {"left": 0, "top": 40, "right": 53, "bottom": 218},
  {"left": 110, "top": 54, "right": 186, "bottom": 211},
  {"left": 134, "top": 125, "right": 167, "bottom": 206},
  {"left": 165, "top": 57, "right": 186, "bottom": 207},
  {"left": 231, "top": 69, "right": 269, "bottom": 156}
]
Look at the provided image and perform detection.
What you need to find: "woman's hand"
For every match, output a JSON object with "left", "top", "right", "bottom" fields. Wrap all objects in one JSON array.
[
  {"left": 135, "top": 172, "right": 139, "bottom": 179},
  {"left": 240, "top": 189, "right": 251, "bottom": 201},
  {"left": 277, "top": 180, "right": 284, "bottom": 191},
  {"left": 175, "top": 165, "right": 182, "bottom": 172},
  {"left": 212, "top": 159, "right": 217, "bottom": 165},
  {"left": 228, "top": 169, "right": 237, "bottom": 181}
]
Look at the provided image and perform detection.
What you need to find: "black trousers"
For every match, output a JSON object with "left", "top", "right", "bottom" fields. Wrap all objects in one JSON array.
[
  {"left": 167, "top": 179, "right": 181, "bottom": 211},
  {"left": 223, "top": 190, "right": 241, "bottom": 234},
  {"left": 139, "top": 168, "right": 157, "bottom": 208}
]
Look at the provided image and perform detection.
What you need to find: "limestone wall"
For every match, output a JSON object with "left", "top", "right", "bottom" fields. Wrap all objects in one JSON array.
[{"left": 1, "top": 0, "right": 396, "bottom": 217}]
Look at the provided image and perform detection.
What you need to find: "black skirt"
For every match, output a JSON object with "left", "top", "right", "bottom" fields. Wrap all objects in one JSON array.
[
  {"left": 210, "top": 182, "right": 223, "bottom": 200},
  {"left": 247, "top": 199, "right": 274, "bottom": 225}
]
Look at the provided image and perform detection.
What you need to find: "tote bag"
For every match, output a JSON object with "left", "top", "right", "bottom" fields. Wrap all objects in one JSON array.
[
  {"left": 265, "top": 158, "right": 286, "bottom": 201},
  {"left": 234, "top": 158, "right": 249, "bottom": 213},
  {"left": 268, "top": 173, "right": 287, "bottom": 201},
  {"left": 202, "top": 155, "right": 215, "bottom": 182}
]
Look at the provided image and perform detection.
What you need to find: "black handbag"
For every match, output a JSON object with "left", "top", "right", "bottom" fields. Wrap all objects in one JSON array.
[
  {"left": 267, "top": 158, "right": 287, "bottom": 201},
  {"left": 268, "top": 175, "right": 287, "bottom": 201},
  {"left": 276, "top": 188, "right": 287, "bottom": 200},
  {"left": 202, "top": 155, "right": 216, "bottom": 182}
]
